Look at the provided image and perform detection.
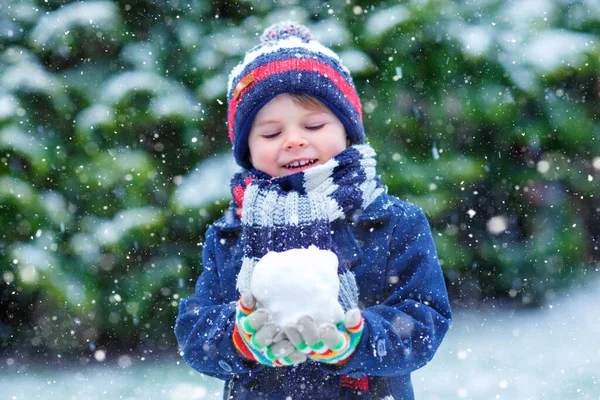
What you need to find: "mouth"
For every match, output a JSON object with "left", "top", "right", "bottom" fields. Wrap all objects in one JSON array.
[{"left": 282, "top": 159, "right": 318, "bottom": 171}]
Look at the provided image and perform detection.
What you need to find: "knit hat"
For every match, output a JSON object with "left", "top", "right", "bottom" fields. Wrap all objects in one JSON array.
[{"left": 227, "top": 21, "right": 365, "bottom": 169}]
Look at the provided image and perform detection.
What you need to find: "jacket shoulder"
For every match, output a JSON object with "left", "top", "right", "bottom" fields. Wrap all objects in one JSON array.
[
  {"left": 362, "top": 193, "right": 425, "bottom": 222},
  {"left": 211, "top": 204, "right": 241, "bottom": 232},
  {"left": 387, "top": 195, "right": 427, "bottom": 218}
]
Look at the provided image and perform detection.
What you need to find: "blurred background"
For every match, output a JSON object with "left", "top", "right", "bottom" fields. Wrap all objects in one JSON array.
[{"left": 0, "top": 0, "right": 599, "bottom": 398}]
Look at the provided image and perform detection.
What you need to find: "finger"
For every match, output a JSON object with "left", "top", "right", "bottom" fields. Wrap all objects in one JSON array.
[
  {"left": 269, "top": 339, "right": 294, "bottom": 358},
  {"left": 296, "top": 315, "right": 320, "bottom": 346},
  {"left": 320, "top": 323, "right": 345, "bottom": 349},
  {"left": 253, "top": 322, "right": 280, "bottom": 348},
  {"left": 287, "top": 350, "right": 308, "bottom": 365},
  {"left": 344, "top": 309, "right": 362, "bottom": 329},
  {"left": 272, "top": 329, "right": 288, "bottom": 344},
  {"left": 283, "top": 324, "right": 305, "bottom": 348},
  {"left": 246, "top": 308, "right": 270, "bottom": 331},
  {"left": 240, "top": 289, "right": 256, "bottom": 310}
]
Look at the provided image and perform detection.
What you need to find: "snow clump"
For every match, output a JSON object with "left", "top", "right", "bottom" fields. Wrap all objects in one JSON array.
[{"left": 250, "top": 246, "right": 344, "bottom": 327}]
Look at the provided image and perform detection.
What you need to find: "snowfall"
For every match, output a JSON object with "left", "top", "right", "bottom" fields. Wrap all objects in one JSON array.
[{"left": 2, "top": 273, "right": 599, "bottom": 399}]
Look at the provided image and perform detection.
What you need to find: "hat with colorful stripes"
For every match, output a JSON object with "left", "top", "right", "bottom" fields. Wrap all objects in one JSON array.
[{"left": 227, "top": 22, "right": 365, "bottom": 169}]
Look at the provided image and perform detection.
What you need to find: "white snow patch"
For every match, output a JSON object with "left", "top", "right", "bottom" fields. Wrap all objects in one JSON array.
[
  {"left": 41, "top": 191, "right": 71, "bottom": 227},
  {"left": 75, "top": 104, "right": 114, "bottom": 136},
  {"left": 0, "top": 124, "right": 44, "bottom": 160},
  {"left": 523, "top": 29, "right": 596, "bottom": 73},
  {"left": 170, "top": 383, "right": 207, "bottom": 400},
  {"left": 250, "top": 246, "right": 344, "bottom": 326},
  {"left": 499, "top": 62, "right": 539, "bottom": 93},
  {"left": 70, "top": 233, "right": 101, "bottom": 264},
  {"left": 0, "top": 94, "right": 17, "bottom": 120},
  {"left": 197, "top": 73, "right": 227, "bottom": 101},
  {"left": 499, "top": 0, "right": 556, "bottom": 32},
  {"left": 98, "top": 71, "right": 199, "bottom": 119},
  {"left": 1, "top": 61, "right": 72, "bottom": 111},
  {"left": 100, "top": 71, "right": 169, "bottom": 104},
  {"left": 150, "top": 93, "right": 199, "bottom": 120},
  {"left": 194, "top": 47, "right": 222, "bottom": 70},
  {"left": 173, "top": 154, "right": 239, "bottom": 209},
  {"left": 211, "top": 28, "right": 252, "bottom": 57},
  {"left": 12, "top": 245, "right": 56, "bottom": 272},
  {"left": 451, "top": 24, "right": 493, "bottom": 57},
  {"left": 30, "top": 1, "right": 120, "bottom": 52},
  {"left": 0, "top": 176, "right": 35, "bottom": 204},
  {"left": 1, "top": 62, "right": 57, "bottom": 94},
  {"left": 94, "top": 207, "right": 163, "bottom": 245},
  {"left": 364, "top": 5, "right": 410, "bottom": 40},
  {"left": 339, "top": 49, "right": 374, "bottom": 74},
  {"left": 119, "top": 42, "right": 157, "bottom": 70},
  {"left": 310, "top": 20, "right": 351, "bottom": 47}
]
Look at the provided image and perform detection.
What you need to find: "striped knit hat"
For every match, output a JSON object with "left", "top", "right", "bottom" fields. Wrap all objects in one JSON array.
[{"left": 227, "top": 22, "right": 365, "bottom": 169}]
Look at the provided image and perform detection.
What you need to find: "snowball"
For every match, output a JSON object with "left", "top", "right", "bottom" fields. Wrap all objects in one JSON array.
[{"left": 250, "top": 246, "right": 344, "bottom": 326}]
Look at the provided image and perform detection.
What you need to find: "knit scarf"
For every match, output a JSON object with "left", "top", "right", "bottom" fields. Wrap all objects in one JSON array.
[{"left": 230, "top": 144, "right": 387, "bottom": 399}]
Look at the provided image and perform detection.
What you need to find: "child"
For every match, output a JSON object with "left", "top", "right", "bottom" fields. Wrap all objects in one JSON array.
[{"left": 175, "top": 22, "right": 452, "bottom": 400}]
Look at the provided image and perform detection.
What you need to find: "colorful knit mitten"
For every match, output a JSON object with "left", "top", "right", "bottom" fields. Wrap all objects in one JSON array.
[
  {"left": 285, "top": 309, "right": 364, "bottom": 364},
  {"left": 232, "top": 290, "right": 307, "bottom": 367}
]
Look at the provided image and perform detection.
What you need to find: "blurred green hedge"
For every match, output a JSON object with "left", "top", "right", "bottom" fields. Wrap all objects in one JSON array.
[{"left": 1, "top": 0, "right": 598, "bottom": 358}]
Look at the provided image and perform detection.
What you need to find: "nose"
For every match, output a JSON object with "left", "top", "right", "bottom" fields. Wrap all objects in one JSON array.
[{"left": 282, "top": 129, "right": 308, "bottom": 150}]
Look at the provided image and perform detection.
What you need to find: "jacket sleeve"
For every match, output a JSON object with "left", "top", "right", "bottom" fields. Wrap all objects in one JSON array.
[
  {"left": 320, "top": 203, "right": 452, "bottom": 377},
  {"left": 174, "top": 225, "right": 264, "bottom": 379}
]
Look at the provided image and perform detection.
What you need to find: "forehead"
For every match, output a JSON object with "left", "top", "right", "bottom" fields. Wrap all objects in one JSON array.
[{"left": 255, "top": 94, "right": 331, "bottom": 119}]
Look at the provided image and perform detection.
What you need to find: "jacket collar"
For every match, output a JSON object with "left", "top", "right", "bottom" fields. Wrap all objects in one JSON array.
[
  {"left": 349, "top": 191, "right": 394, "bottom": 225},
  {"left": 212, "top": 202, "right": 242, "bottom": 232}
]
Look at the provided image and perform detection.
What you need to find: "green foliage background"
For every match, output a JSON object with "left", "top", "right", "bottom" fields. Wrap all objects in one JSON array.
[{"left": 1, "top": 0, "right": 598, "bottom": 359}]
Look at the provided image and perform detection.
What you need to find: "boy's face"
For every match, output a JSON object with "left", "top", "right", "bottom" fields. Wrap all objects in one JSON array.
[{"left": 248, "top": 94, "right": 348, "bottom": 177}]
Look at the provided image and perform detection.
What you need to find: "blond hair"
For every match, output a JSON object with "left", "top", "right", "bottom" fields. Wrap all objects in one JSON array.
[{"left": 288, "top": 93, "right": 329, "bottom": 112}]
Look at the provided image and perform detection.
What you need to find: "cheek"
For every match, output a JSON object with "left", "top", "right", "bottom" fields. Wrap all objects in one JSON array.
[
  {"left": 248, "top": 138, "right": 266, "bottom": 159},
  {"left": 332, "top": 132, "right": 348, "bottom": 153},
  {"left": 252, "top": 143, "right": 278, "bottom": 164}
]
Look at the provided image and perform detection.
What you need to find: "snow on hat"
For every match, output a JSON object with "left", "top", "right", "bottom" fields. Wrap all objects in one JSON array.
[{"left": 227, "top": 21, "right": 365, "bottom": 169}]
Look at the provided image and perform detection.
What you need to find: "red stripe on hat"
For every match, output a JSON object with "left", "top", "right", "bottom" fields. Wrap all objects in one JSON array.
[{"left": 228, "top": 58, "right": 362, "bottom": 143}]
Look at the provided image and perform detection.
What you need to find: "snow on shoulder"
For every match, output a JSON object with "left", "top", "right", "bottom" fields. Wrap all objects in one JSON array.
[{"left": 250, "top": 246, "right": 345, "bottom": 326}]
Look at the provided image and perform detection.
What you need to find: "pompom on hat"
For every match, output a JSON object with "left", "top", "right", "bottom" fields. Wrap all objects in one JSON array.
[{"left": 227, "top": 22, "right": 365, "bottom": 169}]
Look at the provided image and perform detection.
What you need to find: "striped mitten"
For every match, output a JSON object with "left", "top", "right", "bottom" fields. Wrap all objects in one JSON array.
[
  {"left": 285, "top": 309, "right": 364, "bottom": 364},
  {"left": 232, "top": 290, "right": 307, "bottom": 367}
]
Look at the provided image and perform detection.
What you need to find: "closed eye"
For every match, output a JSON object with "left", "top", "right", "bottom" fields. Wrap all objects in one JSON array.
[
  {"left": 306, "top": 123, "right": 325, "bottom": 131},
  {"left": 262, "top": 132, "right": 281, "bottom": 139}
]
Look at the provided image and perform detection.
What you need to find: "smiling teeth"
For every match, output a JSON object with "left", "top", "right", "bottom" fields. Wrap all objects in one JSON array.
[{"left": 285, "top": 159, "right": 316, "bottom": 168}]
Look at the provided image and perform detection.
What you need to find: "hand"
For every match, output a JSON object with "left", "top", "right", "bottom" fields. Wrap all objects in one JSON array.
[
  {"left": 285, "top": 309, "right": 364, "bottom": 364},
  {"left": 232, "top": 290, "right": 307, "bottom": 366}
]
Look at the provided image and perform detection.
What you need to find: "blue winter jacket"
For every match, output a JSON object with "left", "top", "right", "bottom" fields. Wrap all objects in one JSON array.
[{"left": 175, "top": 193, "right": 452, "bottom": 399}]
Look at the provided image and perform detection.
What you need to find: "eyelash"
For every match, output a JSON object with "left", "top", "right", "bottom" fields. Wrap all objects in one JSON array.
[
  {"left": 263, "top": 132, "right": 280, "bottom": 139},
  {"left": 261, "top": 124, "right": 325, "bottom": 139},
  {"left": 306, "top": 123, "right": 325, "bottom": 131}
]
